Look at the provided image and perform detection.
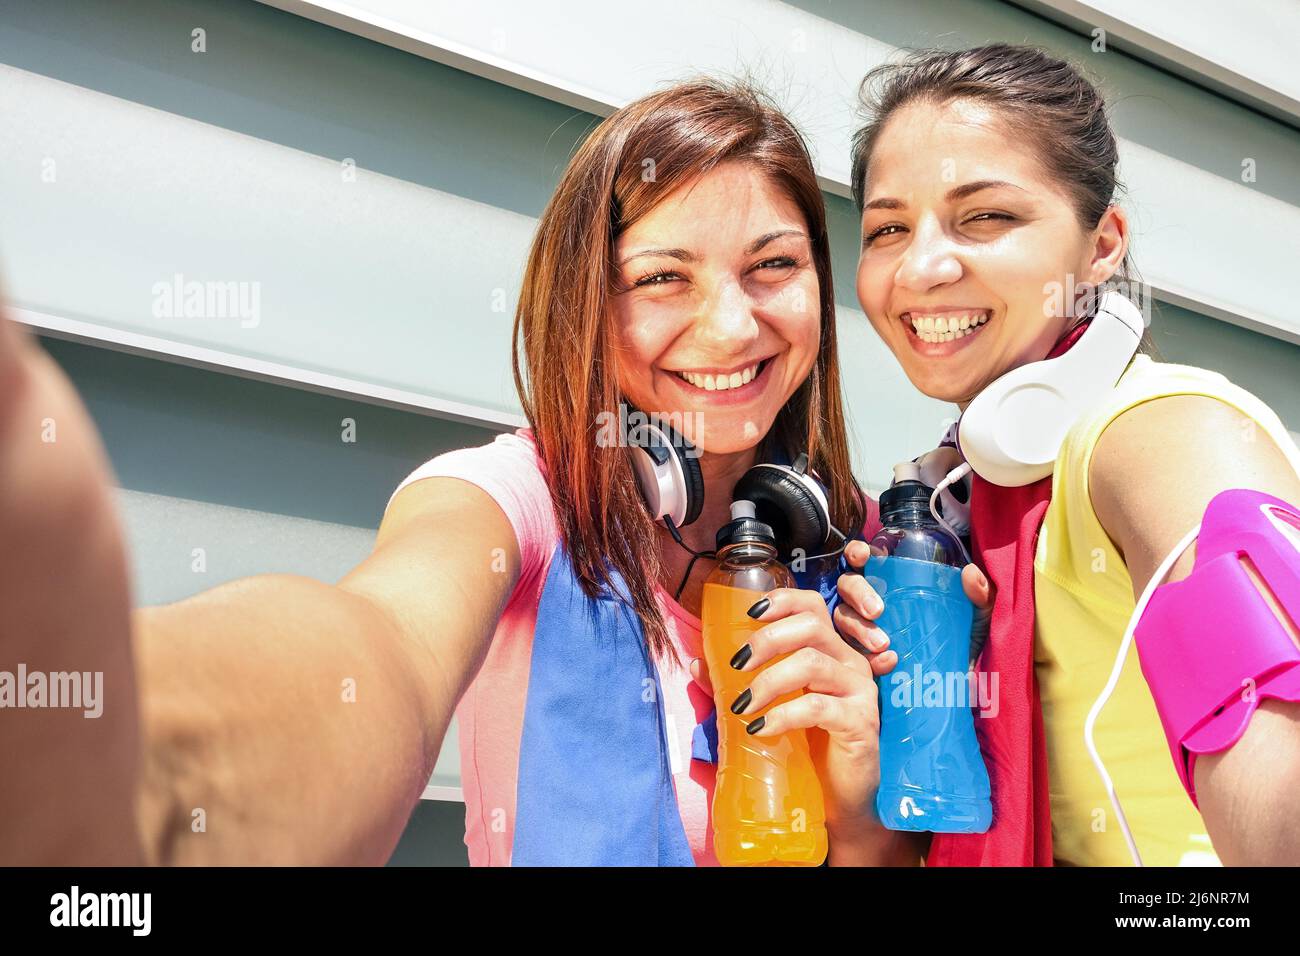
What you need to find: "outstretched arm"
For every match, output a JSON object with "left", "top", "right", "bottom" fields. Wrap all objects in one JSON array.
[{"left": 1, "top": 310, "right": 520, "bottom": 864}]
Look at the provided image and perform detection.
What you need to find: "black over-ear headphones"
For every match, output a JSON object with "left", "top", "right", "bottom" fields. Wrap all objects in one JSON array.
[{"left": 619, "top": 400, "right": 847, "bottom": 599}]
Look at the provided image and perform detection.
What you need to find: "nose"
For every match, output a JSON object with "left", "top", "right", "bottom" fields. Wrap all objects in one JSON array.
[
  {"left": 695, "top": 277, "right": 760, "bottom": 352},
  {"left": 894, "top": 215, "right": 961, "bottom": 292}
]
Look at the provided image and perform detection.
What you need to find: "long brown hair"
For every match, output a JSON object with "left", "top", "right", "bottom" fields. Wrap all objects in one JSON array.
[
  {"left": 512, "top": 77, "right": 864, "bottom": 663},
  {"left": 849, "top": 44, "right": 1159, "bottom": 355}
]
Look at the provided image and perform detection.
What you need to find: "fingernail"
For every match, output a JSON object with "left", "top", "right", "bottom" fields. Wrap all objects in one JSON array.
[
  {"left": 746, "top": 597, "right": 770, "bottom": 619},
  {"left": 730, "top": 688, "right": 752, "bottom": 715},
  {"left": 729, "top": 644, "right": 752, "bottom": 670},
  {"left": 745, "top": 715, "right": 766, "bottom": 735},
  {"left": 867, "top": 596, "right": 883, "bottom": 616}
]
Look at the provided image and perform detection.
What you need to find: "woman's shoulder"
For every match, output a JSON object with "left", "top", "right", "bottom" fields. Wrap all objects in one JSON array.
[
  {"left": 385, "top": 427, "right": 559, "bottom": 582},
  {"left": 1063, "top": 354, "right": 1291, "bottom": 468},
  {"left": 387, "top": 428, "right": 546, "bottom": 504},
  {"left": 1048, "top": 355, "right": 1275, "bottom": 535},
  {"left": 1113, "top": 353, "right": 1232, "bottom": 397},
  {"left": 1044, "top": 355, "right": 1300, "bottom": 585}
]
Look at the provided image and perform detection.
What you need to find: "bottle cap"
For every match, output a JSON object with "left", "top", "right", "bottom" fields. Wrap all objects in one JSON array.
[
  {"left": 715, "top": 499, "right": 777, "bottom": 550},
  {"left": 878, "top": 479, "right": 942, "bottom": 521},
  {"left": 892, "top": 460, "right": 923, "bottom": 484}
]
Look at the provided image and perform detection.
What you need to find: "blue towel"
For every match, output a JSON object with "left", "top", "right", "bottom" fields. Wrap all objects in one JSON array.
[
  {"left": 512, "top": 545, "right": 694, "bottom": 866},
  {"left": 511, "top": 465, "right": 865, "bottom": 866}
]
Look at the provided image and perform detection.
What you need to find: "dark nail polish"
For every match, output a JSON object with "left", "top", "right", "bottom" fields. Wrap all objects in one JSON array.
[
  {"left": 730, "top": 688, "right": 752, "bottom": 715},
  {"left": 745, "top": 715, "right": 765, "bottom": 735},
  {"left": 746, "top": 597, "right": 770, "bottom": 619},
  {"left": 729, "top": 644, "right": 752, "bottom": 670}
]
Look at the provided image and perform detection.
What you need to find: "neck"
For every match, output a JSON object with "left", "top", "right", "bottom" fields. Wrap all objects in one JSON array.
[
  {"left": 654, "top": 442, "right": 763, "bottom": 611},
  {"left": 955, "top": 318, "right": 1091, "bottom": 413},
  {"left": 683, "top": 444, "right": 763, "bottom": 550}
]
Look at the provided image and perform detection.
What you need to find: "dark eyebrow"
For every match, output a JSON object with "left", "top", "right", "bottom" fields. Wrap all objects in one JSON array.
[
  {"left": 745, "top": 230, "right": 808, "bottom": 254},
  {"left": 618, "top": 230, "right": 807, "bottom": 267},
  {"left": 863, "top": 197, "right": 905, "bottom": 211},
  {"left": 946, "top": 179, "right": 1026, "bottom": 202},
  {"left": 863, "top": 180, "right": 1027, "bottom": 212},
  {"left": 618, "top": 247, "right": 697, "bottom": 268}
]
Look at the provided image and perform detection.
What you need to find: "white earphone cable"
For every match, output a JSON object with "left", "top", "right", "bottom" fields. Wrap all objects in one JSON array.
[
  {"left": 930, "top": 463, "right": 973, "bottom": 566},
  {"left": 1083, "top": 522, "right": 1202, "bottom": 867}
]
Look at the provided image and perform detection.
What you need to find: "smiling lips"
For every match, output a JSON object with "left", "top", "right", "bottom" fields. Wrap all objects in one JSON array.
[
  {"left": 672, "top": 357, "right": 771, "bottom": 392},
  {"left": 904, "top": 309, "right": 990, "bottom": 345}
]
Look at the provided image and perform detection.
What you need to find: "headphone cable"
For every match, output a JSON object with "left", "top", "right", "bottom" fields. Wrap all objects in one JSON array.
[{"left": 663, "top": 514, "right": 717, "bottom": 602}]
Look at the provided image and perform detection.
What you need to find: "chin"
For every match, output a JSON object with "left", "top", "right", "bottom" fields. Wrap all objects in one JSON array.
[
  {"left": 899, "top": 359, "right": 984, "bottom": 406},
  {"left": 687, "top": 410, "right": 774, "bottom": 455}
]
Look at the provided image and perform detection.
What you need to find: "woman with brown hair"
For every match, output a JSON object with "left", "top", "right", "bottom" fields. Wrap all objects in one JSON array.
[{"left": 0, "top": 77, "right": 988, "bottom": 865}]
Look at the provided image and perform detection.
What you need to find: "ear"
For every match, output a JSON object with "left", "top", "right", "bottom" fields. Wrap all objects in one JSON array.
[{"left": 1086, "top": 204, "right": 1128, "bottom": 285}]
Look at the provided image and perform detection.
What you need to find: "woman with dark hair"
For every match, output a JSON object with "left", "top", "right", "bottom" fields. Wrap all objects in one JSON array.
[
  {"left": 848, "top": 43, "right": 1300, "bottom": 866},
  {"left": 0, "top": 77, "right": 990, "bottom": 866}
]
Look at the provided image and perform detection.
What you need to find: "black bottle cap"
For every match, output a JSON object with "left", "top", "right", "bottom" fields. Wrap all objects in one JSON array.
[
  {"left": 878, "top": 480, "right": 942, "bottom": 523},
  {"left": 715, "top": 500, "right": 777, "bottom": 550}
]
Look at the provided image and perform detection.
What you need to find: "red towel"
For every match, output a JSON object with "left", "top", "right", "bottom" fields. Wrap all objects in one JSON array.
[{"left": 925, "top": 320, "right": 1092, "bottom": 867}]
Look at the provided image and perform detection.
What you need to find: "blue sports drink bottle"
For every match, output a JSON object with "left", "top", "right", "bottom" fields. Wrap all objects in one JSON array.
[{"left": 865, "top": 468, "right": 992, "bottom": 833}]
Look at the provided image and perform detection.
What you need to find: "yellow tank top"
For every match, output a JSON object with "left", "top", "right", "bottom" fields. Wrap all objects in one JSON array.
[{"left": 1034, "top": 354, "right": 1300, "bottom": 866}]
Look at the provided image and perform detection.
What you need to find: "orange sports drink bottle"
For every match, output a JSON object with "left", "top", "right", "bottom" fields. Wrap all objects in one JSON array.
[{"left": 702, "top": 500, "right": 828, "bottom": 866}]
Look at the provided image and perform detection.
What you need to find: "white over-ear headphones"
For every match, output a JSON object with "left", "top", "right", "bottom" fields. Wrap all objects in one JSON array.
[
  {"left": 620, "top": 401, "right": 846, "bottom": 599},
  {"left": 956, "top": 290, "right": 1145, "bottom": 487},
  {"left": 622, "top": 402, "right": 704, "bottom": 531}
]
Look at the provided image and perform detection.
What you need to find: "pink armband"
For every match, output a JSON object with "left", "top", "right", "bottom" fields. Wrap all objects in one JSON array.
[{"left": 1134, "top": 489, "right": 1300, "bottom": 807}]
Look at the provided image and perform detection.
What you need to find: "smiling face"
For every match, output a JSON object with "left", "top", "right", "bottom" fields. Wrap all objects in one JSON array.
[
  {"left": 611, "top": 160, "right": 822, "bottom": 453},
  {"left": 855, "top": 98, "right": 1125, "bottom": 406}
]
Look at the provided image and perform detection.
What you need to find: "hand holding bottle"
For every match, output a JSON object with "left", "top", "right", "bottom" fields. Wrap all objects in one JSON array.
[
  {"left": 691, "top": 543, "right": 993, "bottom": 855},
  {"left": 836, "top": 471, "right": 999, "bottom": 834},
  {"left": 693, "top": 582, "right": 882, "bottom": 857},
  {"left": 832, "top": 542, "right": 993, "bottom": 675}
]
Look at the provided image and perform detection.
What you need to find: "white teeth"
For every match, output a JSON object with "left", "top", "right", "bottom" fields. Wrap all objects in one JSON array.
[
  {"left": 675, "top": 361, "right": 762, "bottom": 391},
  {"left": 907, "top": 311, "right": 990, "bottom": 344}
]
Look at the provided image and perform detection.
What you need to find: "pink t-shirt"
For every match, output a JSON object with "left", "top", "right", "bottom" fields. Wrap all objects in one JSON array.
[{"left": 386, "top": 427, "right": 879, "bottom": 866}]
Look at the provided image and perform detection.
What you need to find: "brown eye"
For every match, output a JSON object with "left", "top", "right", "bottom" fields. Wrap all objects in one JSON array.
[
  {"left": 634, "top": 269, "right": 681, "bottom": 287},
  {"left": 751, "top": 256, "right": 798, "bottom": 280},
  {"left": 863, "top": 224, "right": 906, "bottom": 247}
]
